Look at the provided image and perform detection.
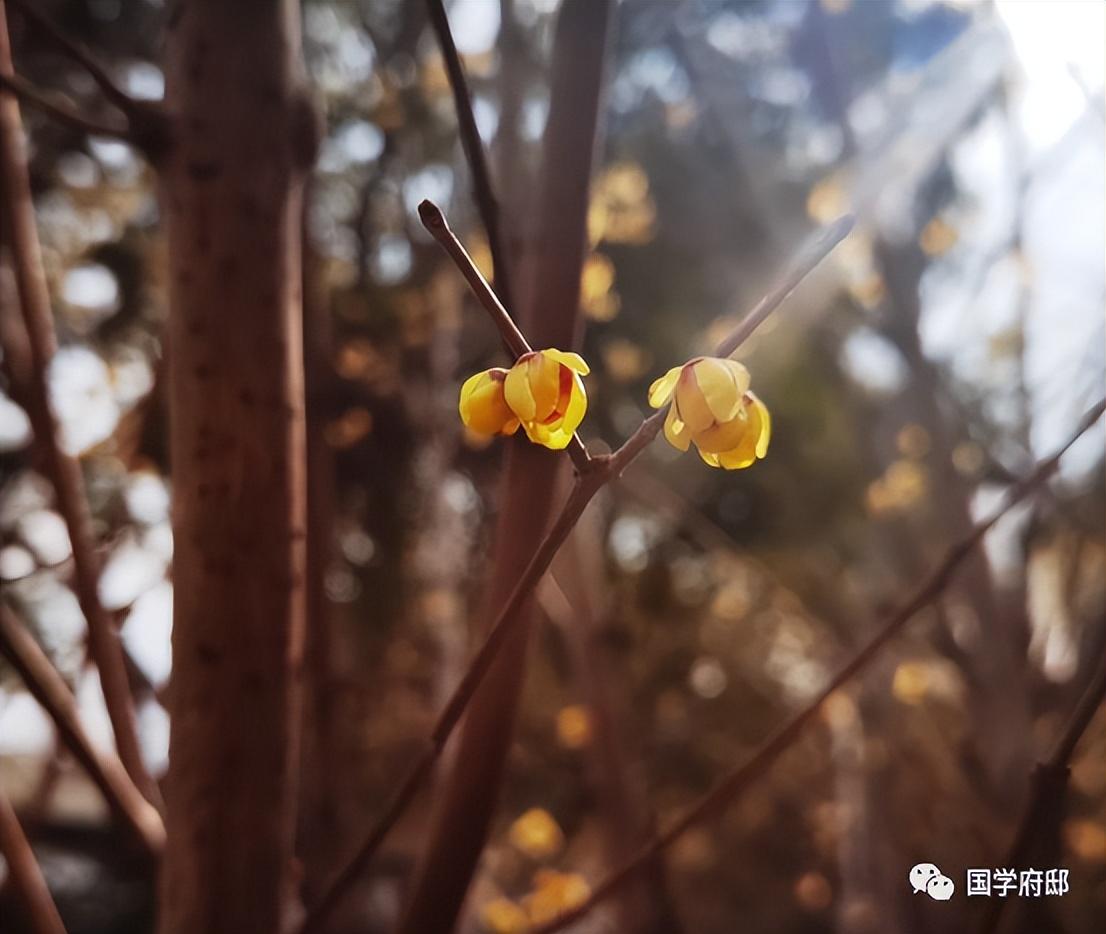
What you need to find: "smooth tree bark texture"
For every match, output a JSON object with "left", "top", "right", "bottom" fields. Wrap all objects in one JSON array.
[
  {"left": 397, "top": 2, "right": 613, "bottom": 931},
  {"left": 158, "top": 3, "right": 315, "bottom": 932}
]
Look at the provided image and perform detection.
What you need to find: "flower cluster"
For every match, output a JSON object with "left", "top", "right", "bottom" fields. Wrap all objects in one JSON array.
[
  {"left": 459, "top": 349, "right": 770, "bottom": 470},
  {"left": 459, "top": 349, "right": 589, "bottom": 451}
]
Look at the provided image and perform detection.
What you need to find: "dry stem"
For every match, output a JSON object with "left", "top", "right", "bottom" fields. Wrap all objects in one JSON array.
[
  {"left": 300, "top": 204, "right": 853, "bottom": 932},
  {"left": 0, "top": 783, "right": 67, "bottom": 934},
  {"left": 533, "top": 397, "right": 1106, "bottom": 934},
  {"left": 0, "top": 606, "right": 166, "bottom": 855},
  {"left": 425, "top": 0, "right": 515, "bottom": 312},
  {"left": 0, "top": 0, "right": 162, "bottom": 811}
]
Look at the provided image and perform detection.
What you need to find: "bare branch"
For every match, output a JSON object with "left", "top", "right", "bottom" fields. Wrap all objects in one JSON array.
[
  {"left": 425, "top": 0, "right": 515, "bottom": 312},
  {"left": 0, "top": 4, "right": 163, "bottom": 811},
  {"left": 7, "top": 0, "right": 140, "bottom": 115},
  {"left": 606, "top": 212, "right": 855, "bottom": 477},
  {"left": 532, "top": 397, "right": 1106, "bottom": 934},
  {"left": 0, "top": 71, "right": 131, "bottom": 139},
  {"left": 419, "top": 199, "right": 593, "bottom": 473},
  {"left": 300, "top": 209, "right": 853, "bottom": 933},
  {"left": 0, "top": 606, "right": 166, "bottom": 856},
  {"left": 978, "top": 648, "right": 1106, "bottom": 934},
  {"left": 0, "top": 784, "right": 67, "bottom": 934}
]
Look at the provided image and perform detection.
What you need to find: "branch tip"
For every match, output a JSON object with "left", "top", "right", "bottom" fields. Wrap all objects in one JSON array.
[{"left": 418, "top": 198, "right": 446, "bottom": 230}]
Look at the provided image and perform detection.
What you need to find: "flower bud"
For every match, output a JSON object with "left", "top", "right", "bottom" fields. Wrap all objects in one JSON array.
[{"left": 458, "top": 368, "right": 519, "bottom": 437}]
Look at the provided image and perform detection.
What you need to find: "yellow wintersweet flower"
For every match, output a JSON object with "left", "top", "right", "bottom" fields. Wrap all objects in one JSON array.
[
  {"left": 504, "top": 349, "right": 589, "bottom": 450},
  {"left": 648, "top": 356, "right": 771, "bottom": 469},
  {"left": 508, "top": 807, "right": 565, "bottom": 859},
  {"left": 459, "top": 368, "right": 520, "bottom": 438},
  {"left": 523, "top": 870, "right": 591, "bottom": 925}
]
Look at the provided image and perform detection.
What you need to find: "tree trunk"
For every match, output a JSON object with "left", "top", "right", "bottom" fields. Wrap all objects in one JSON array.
[
  {"left": 158, "top": 3, "right": 315, "bottom": 932},
  {"left": 396, "top": 3, "right": 612, "bottom": 932}
]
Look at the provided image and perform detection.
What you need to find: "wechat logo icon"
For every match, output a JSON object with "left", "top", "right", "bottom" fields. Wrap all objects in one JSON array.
[{"left": 910, "top": 863, "right": 955, "bottom": 901}]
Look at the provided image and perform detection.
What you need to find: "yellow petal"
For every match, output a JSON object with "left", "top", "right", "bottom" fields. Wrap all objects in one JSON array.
[
  {"left": 749, "top": 392, "right": 771, "bottom": 457},
  {"left": 719, "top": 358, "right": 751, "bottom": 395},
  {"left": 697, "top": 447, "right": 722, "bottom": 468},
  {"left": 715, "top": 445, "right": 758, "bottom": 469},
  {"left": 647, "top": 365, "right": 683, "bottom": 408},
  {"left": 674, "top": 364, "right": 715, "bottom": 432},
  {"left": 694, "top": 408, "right": 750, "bottom": 454},
  {"left": 561, "top": 374, "right": 588, "bottom": 436},
  {"left": 663, "top": 399, "right": 692, "bottom": 451},
  {"left": 504, "top": 357, "right": 537, "bottom": 420},
  {"left": 459, "top": 369, "right": 515, "bottom": 435},
  {"left": 690, "top": 357, "right": 745, "bottom": 424},
  {"left": 710, "top": 398, "right": 766, "bottom": 469},
  {"left": 537, "top": 425, "right": 573, "bottom": 450},
  {"left": 529, "top": 352, "right": 562, "bottom": 421},
  {"left": 544, "top": 348, "right": 590, "bottom": 375}
]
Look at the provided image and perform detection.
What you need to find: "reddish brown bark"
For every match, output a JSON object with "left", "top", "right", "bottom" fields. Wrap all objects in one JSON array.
[
  {"left": 396, "top": 3, "right": 613, "bottom": 931},
  {"left": 0, "top": 784, "right": 67, "bottom": 934},
  {"left": 157, "top": 2, "right": 315, "bottom": 932}
]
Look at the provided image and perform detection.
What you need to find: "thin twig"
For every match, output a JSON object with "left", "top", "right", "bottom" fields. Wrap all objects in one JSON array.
[
  {"left": 978, "top": 649, "right": 1106, "bottom": 934},
  {"left": 300, "top": 209, "right": 854, "bottom": 933},
  {"left": 0, "top": 783, "right": 67, "bottom": 934},
  {"left": 425, "top": 0, "right": 515, "bottom": 312},
  {"left": 7, "top": 0, "right": 139, "bottom": 115},
  {"left": 532, "top": 397, "right": 1106, "bottom": 934},
  {"left": 0, "top": 606, "right": 166, "bottom": 855},
  {"left": 419, "top": 199, "right": 593, "bottom": 473},
  {"left": 0, "top": 71, "right": 131, "bottom": 139},
  {"left": 0, "top": 3, "right": 163, "bottom": 812}
]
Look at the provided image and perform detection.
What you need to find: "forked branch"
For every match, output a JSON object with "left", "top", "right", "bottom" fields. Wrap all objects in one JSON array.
[
  {"left": 532, "top": 396, "right": 1106, "bottom": 934},
  {"left": 300, "top": 205, "right": 853, "bottom": 933},
  {"left": 0, "top": 71, "right": 131, "bottom": 139},
  {"left": 0, "top": 0, "right": 167, "bottom": 152},
  {"left": 0, "top": 1, "right": 163, "bottom": 812},
  {"left": 8, "top": 0, "right": 139, "bottom": 115},
  {"left": 977, "top": 649, "right": 1106, "bottom": 934},
  {"left": 0, "top": 606, "right": 166, "bottom": 855}
]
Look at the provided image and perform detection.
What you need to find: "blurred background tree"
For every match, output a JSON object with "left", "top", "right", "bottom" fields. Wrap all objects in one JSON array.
[{"left": 0, "top": 1, "right": 1103, "bottom": 933}]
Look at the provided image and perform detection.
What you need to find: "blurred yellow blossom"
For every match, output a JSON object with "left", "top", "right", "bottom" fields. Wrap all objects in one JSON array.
[
  {"left": 580, "top": 252, "right": 620, "bottom": 321},
  {"left": 467, "top": 236, "right": 494, "bottom": 282},
  {"left": 509, "top": 808, "right": 564, "bottom": 859},
  {"left": 503, "top": 349, "right": 589, "bottom": 450},
  {"left": 865, "top": 460, "right": 927, "bottom": 515},
  {"left": 806, "top": 174, "right": 848, "bottom": 224},
  {"left": 555, "top": 704, "right": 593, "bottom": 749},
  {"left": 896, "top": 423, "right": 930, "bottom": 459},
  {"left": 848, "top": 273, "right": 886, "bottom": 310},
  {"left": 1065, "top": 819, "right": 1106, "bottom": 862},
  {"left": 919, "top": 216, "right": 958, "bottom": 256},
  {"left": 601, "top": 338, "right": 651, "bottom": 382},
  {"left": 523, "top": 870, "right": 591, "bottom": 924},
  {"left": 588, "top": 162, "right": 656, "bottom": 245},
  {"left": 480, "top": 897, "right": 530, "bottom": 934},
  {"left": 952, "top": 440, "right": 985, "bottom": 477},
  {"left": 324, "top": 408, "right": 373, "bottom": 449},
  {"left": 648, "top": 357, "right": 770, "bottom": 470},
  {"left": 794, "top": 871, "right": 833, "bottom": 911}
]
